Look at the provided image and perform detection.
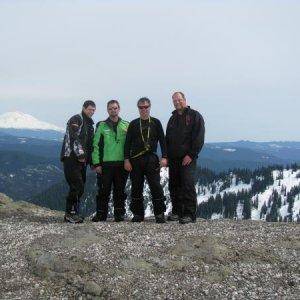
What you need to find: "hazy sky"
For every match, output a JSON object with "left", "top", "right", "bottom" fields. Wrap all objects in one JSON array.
[{"left": 0, "top": 0, "right": 299, "bottom": 142}]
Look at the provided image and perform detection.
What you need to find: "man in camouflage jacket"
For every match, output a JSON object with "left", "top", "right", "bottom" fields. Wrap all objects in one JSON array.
[{"left": 60, "top": 100, "right": 96, "bottom": 223}]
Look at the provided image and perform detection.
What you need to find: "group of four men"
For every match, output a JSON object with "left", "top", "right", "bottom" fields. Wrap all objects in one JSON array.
[{"left": 60, "top": 92, "right": 205, "bottom": 225}]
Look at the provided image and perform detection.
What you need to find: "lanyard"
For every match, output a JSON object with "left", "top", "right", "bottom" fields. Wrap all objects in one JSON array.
[
  {"left": 139, "top": 116, "right": 151, "bottom": 145},
  {"left": 131, "top": 117, "right": 151, "bottom": 159}
]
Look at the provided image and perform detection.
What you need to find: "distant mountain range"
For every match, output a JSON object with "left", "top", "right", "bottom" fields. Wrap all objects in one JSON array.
[
  {"left": 0, "top": 111, "right": 299, "bottom": 166},
  {"left": 208, "top": 140, "right": 300, "bottom": 161},
  {"left": 0, "top": 111, "right": 299, "bottom": 204},
  {"left": 200, "top": 141, "right": 300, "bottom": 171}
]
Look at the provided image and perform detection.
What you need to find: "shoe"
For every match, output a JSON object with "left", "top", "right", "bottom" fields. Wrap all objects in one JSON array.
[
  {"left": 131, "top": 215, "right": 144, "bottom": 222},
  {"left": 167, "top": 213, "right": 179, "bottom": 221},
  {"left": 92, "top": 213, "right": 107, "bottom": 222},
  {"left": 64, "top": 212, "right": 83, "bottom": 224},
  {"left": 78, "top": 215, "right": 85, "bottom": 222},
  {"left": 155, "top": 213, "right": 166, "bottom": 223},
  {"left": 179, "top": 216, "right": 196, "bottom": 224},
  {"left": 114, "top": 215, "right": 125, "bottom": 222}
]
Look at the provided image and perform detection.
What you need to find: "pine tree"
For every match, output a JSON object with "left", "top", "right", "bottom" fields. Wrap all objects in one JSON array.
[{"left": 242, "top": 197, "right": 252, "bottom": 219}]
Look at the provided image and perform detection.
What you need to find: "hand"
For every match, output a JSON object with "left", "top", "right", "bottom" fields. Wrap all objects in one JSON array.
[
  {"left": 78, "top": 158, "right": 86, "bottom": 163},
  {"left": 124, "top": 159, "right": 132, "bottom": 172},
  {"left": 160, "top": 158, "right": 168, "bottom": 168},
  {"left": 95, "top": 166, "right": 102, "bottom": 174},
  {"left": 182, "top": 155, "right": 192, "bottom": 166}
]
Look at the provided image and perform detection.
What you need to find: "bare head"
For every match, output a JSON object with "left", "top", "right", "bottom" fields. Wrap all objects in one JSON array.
[
  {"left": 107, "top": 100, "right": 120, "bottom": 119},
  {"left": 82, "top": 100, "right": 96, "bottom": 118},
  {"left": 137, "top": 97, "right": 151, "bottom": 120},
  {"left": 172, "top": 92, "right": 187, "bottom": 112}
]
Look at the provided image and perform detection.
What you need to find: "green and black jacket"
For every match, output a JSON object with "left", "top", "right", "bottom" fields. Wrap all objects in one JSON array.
[{"left": 92, "top": 118, "right": 129, "bottom": 167}]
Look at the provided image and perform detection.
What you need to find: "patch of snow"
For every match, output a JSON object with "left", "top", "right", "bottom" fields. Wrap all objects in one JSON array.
[
  {"left": 223, "top": 148, "right": 236, "bottom": 152},
  {"left": 269, "top": 144, "right": 283, "bottom": 148},
  {"left": 293, "top": 197, "right": 300, "bottom": 221},
  {"left": 251, "top": 209, "right": 261, "bottom": 221},
  {"left": 211, "top": 213, "right": 222, "bottom": 220},
  {"left": 236, "top": 202, "right": 244, "bottom": 220},
  {"left": 197, "top": 176, "right": 252, "bottom": 205}
]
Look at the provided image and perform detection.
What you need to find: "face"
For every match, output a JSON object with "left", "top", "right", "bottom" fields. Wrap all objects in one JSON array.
[
  {"left": 107, "top": 103, "right": 120, "bottom": 118},
  {"left": 83, "top": 105, "right": 96, "bottom": 118},
  {"left": 172, "top": 93, "right": 187, "bottom": 110},
  {"left": 138, "top": 101, "right": 151, "bottom": 118}
]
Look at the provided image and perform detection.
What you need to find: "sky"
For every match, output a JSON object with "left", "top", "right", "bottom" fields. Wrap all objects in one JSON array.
[{"left": 0, "top": 0, "right": 299, "bottom": 142}]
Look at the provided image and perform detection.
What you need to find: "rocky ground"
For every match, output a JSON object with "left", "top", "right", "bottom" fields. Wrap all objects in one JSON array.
[{"left": 0, "top": 193, "right": 299, "bottom": 300}]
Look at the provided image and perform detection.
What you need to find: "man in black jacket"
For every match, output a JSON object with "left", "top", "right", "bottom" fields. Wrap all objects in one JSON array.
[
  {"left": 60, "top": 100, "right": 96, "bottom": 223},
  {"left": 166, "top": 92, "right": 205, "bottom": 224},
  {"left": 124, "top": 97, "right": 167, "bottom": 223}
]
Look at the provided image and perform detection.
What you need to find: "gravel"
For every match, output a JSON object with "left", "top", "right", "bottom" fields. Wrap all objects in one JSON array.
[{"left": 0, "top": 193, "right": 299, "bottom": 299}]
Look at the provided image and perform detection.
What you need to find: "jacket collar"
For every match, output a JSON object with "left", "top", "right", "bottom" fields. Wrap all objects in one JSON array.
[
  {"left": 172, "top": 106, "right": 191, "bottom": 115},
  {"left": 81, "top": 111, "right": 94, "bottom": 125},
  {"left": 105, "top": 117, "right": 121, "bottom": 128}
]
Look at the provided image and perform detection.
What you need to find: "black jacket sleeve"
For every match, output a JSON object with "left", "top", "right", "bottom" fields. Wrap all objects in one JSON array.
[
  {"left": 187, "top": 112, "right": 205, "bottom": 159},
  {"left": 124, "top": 121, "right": 133, "bottom": 159},
  {"left": 165, "top": 117, "right": 172, "bottom": 152},
  {"left": 156, "top": 119, "right": 167, "bottom": 158}
]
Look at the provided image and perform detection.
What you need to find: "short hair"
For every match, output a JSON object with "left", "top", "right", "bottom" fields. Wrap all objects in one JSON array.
[
  {"left": 107, "top": 100, "right": 120, "bottom": 108},
  {"left": 137, "top": 97, "right": 151, "bottom": 106},
  {"left": 83, "top": 100, "right": 96, "bottom": 108},
  {"left": 172, "top": 91, "right": 186, "bottom": 100}
]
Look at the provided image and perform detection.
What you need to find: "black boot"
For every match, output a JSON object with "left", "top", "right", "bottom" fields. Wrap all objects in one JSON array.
[
  {"left": 64, "top": 212, "right": 83, "bottom": 224},
  {"left": 92, "top": 213, "right": 107, "bottom": 222},
  {"left": 167, "top": 213, "right": 179, "bottom": 221},
  {"left": 131, "top": 215, "right": 144, "bottom": 222},
  {"left": 114, "top": 215, "right": 125, "bottom": 222},
  {"left": 179, "top": 216, "right": 195, "bottom": 224},
  {"left": 155, "top": 213, "right": 166, "bottom": 223}
]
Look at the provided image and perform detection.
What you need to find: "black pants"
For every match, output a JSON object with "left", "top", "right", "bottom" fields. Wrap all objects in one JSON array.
[
  {"left": 63, "top": 157, "right": 87, "bottom": 214},
  {"left": 130, "top": 153, "right": 166, "bottom": 217},
  {"left": 168, "top": 159, "right": 197, "bottom": 220},
  {"left": 96, "top": 165, "right": 128, "bottom": 218}
]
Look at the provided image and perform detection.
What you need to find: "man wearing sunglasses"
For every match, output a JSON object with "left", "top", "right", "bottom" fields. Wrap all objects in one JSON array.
[
  {"left": 166, "top": 92, "right": 205, "bottom": 224},
  {"left": 124, "top": 97, "right": 167, "bottom": 223},
  {"left": 92, "top": 100, "right": 129, "bottom": 222}
]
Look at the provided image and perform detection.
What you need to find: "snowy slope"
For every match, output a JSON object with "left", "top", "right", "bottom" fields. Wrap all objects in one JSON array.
[
  {"left": 142, "top": 167, "right": 300, "bottom": 221},
  {"left": 0, "top": 111, "right": 63, "bottom": 132},
  {"left": 252, "top": 169, "right": 300, "bottom": 221},
  {"left": 196, "top": 176, "right": 252, "bottom": 205}
]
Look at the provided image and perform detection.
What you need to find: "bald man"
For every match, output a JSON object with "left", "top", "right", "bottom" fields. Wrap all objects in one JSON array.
[{"left": 166, "top": 92, "right": 205, "bottom": 224}]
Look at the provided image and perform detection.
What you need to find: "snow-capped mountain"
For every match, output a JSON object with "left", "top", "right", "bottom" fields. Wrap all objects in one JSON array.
[
  {"left": 0, "top": 111, "right": 64, "bottom": 140},
  {"left": 0, "top": 111, "right": 63, "bottom": 131}
]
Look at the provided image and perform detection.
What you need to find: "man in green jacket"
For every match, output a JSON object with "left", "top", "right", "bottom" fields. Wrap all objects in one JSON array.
[{"left": 92, "top": 100, "right": 129, "bottom": 222}]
